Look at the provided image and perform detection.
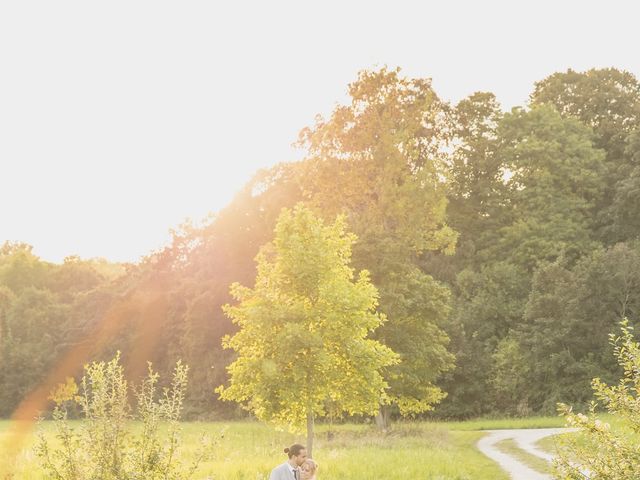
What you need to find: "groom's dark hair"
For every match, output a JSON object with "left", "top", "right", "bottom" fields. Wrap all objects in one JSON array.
[{"left": 284, "top": 443, "right": 306, "bottom": 458}]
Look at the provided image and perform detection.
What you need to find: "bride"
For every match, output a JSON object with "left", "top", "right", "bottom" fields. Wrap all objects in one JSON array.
[{"left": 300, "top": 459, "right": 318, "bottom": 480}]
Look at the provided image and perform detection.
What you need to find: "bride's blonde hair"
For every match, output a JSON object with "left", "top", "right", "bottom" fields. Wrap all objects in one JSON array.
[{"left": 302, "top": 458, "right": 318, "bottom": 474}]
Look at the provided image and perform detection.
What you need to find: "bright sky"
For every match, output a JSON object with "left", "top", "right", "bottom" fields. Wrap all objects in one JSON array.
[{"left": 1, "top": 1, "right": 639, "bottom": 263}]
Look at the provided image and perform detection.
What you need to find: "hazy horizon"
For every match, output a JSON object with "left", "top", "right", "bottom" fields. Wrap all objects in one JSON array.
[{"left": 2, "top": 0, "right": 639, "bottom": 263}]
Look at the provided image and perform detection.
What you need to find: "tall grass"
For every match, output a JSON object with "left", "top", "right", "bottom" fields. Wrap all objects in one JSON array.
[
  {"left": 433, "top": 416, "right": 565, "bottom": 431},
  {"left": 0, "top": 420, "right": 511, "bottom": 479}
]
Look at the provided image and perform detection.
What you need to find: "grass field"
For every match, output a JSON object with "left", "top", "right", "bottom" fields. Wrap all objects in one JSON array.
[
  {"left": 536, "top": 431, "right": 567, "bottom": 457},
  {"left": 430, "top": 416, "right": 565, "bottom": 431},
  {"left": 0, "top": 417, "right": 568, "bottom": 479}
]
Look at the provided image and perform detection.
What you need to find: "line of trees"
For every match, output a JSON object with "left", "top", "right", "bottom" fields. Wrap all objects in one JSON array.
[{"left": 2, "top": 66, "right": 640, "bottom": 421}]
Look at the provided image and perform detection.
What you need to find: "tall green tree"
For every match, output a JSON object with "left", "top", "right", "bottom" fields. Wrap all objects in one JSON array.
[
  {"left": 438, "top": 262, "right": 531, "bottom": 417},
  {"left": 481, "top": 105, "right": 606, "bottom": 271},
  {"left": 446, "top": 92, "right": 506, "bottom": 264},
  {"left": 297, "top": 68, "right": 456, "bottom": 426},
  {"left": 531, "top": 68, "right": 640, "bottom": 162},
  {"left": 0, "top": 242, "right": 50, "bottom": 294},
  {"left": 610, "top": 130, "right": 640, "bottom": 240},
  {"left": 217, "top": 205, "right": 397, "bottom": 455},
  {"left": 439, "top": 106, "right": 607, "bottom": 417},
  {"left": 518, "top": 243, "right": 640, "bottom": 412},
  {"left": 531, "top": 68, "right": 640, "bottom": 241},
  {"left": 0, "top": 287, "right": 68, "bottom": 415}
]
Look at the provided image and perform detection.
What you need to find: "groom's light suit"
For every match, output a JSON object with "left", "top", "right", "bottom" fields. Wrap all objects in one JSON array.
[{"left": 269, "top": 462, "right": 300, "bottom": 480}]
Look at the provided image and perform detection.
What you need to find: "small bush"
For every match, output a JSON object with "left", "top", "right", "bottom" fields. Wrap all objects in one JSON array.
[
  {"left": 36, "top": 352, "right": 212, "bottom": 479},
  {"left": 555, "top": 319, "right": 640, "bottom": 479}
]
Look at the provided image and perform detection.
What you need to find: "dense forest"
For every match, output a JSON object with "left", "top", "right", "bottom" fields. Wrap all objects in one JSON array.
[{"left": 2, "top": 66, "right": 640, "bottom": 421}]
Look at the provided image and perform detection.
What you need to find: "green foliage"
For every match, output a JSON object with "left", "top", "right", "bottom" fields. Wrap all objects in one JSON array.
[
  {"left": 531, "top": 67, "right": 640, "bottom": 160},
  {"left": 378, "top": 266, "right": 454, "bottom": 416},
  {"left": 517, "top": 259, "right": 589, "bottom": 412},
  {"left": 446, "top": 92, "right": 506, "bottom": 262},
  {"left": 298, "top": 68, "right": 456, "bottom": 420},
  {"left": 490, "top": 336, "right": 530, "bottom": 415},
  {"left": 162, "top": 162, "right": 305, "bottom": 419},
  {"left": 5, "top": 66, "right": 640, "bottom": 424},
  {"left": 610, "top": 130, "right": 640, "bottom": 241},
  {"left": 531, "top": 68, "right": 640, "bottom": 243},
  {"left": 298, "top": 67, "right": 456, "bottom": 261},
  {"left": 0, "top": 243, "right": 50, "bottom": 294},
  {"left": 438, "top": 262, "right": 531, "bottom": 417},
  {"left": 519, "top": 243, "right": 640, "bottom": 413},
  {"left": 47, "top": 377, "right": 79, "bottom": 405},
  {"left": 0, "top": 244, "right": 129, "bottom": 418},
  {"left": 439, "top": 103, "right": 610, "bottom": 418},
  {"left": 486, "top": 105, "right": 606, "bottom": 270},
  {"left": 0, "top": 287, "right": 69, "bottom": 415},
  {"left": 35, "top": 353, "right": 210, "bottom": 480},
  {"left": 217, "top": 205, "right": 398, "bottom": 450},
  {"left": 555, "top": 320, "right": 640, "bottom": 479}
]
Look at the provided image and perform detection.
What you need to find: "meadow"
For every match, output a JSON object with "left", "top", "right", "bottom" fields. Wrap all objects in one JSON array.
[{"left": 0, "top": 417, "right": 569, "bottom": 479}]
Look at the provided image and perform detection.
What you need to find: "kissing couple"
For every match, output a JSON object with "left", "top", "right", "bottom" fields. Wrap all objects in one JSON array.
[{"left": 269, "top": 443, "right": 318, "bottom": 480}]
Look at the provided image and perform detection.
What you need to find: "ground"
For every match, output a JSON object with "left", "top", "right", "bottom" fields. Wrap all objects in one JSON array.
[{"left": 0, "top": 417, "right": 570, "bottom": 479}]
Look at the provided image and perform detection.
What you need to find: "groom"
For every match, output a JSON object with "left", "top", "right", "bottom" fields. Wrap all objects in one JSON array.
[{"left": 270, "top": 443, "right": 307, "bottom": 480}]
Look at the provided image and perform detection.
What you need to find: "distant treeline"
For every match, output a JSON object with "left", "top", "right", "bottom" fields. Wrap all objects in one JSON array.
[{"left": 2, "top": 67, "right": 640, "bottom": 420}]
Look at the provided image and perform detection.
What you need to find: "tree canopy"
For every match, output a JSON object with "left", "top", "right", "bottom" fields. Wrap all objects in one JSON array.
[
  {"left": 217, "top": 205, "right": 397, "bottom": 454},
  {"left": 3, "top": 66, "right": 640, "bottom": 423}
]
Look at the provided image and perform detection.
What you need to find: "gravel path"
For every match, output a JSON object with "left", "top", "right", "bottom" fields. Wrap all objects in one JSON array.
[{"left": 476, "top": 428, "right": 574, "bottom": 480}]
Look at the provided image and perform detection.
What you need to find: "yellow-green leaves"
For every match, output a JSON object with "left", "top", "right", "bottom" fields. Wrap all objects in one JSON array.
[
  {"left": 555, "top": 319, "right": 640, "bottom": 479},
  {"left": 296, "top": 68, "right": 457, "bottom": 421},
  {"left": 217, "top": 205, "right": 398, "bottom": 434}
]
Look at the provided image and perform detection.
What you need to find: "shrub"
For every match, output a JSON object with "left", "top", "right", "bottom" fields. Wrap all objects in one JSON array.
[
  {"left": 555, "top": 319, "right": 640, "bottom": 479},
  {"left": 36, "top": 352, "right": 212, "bottom": 479}
]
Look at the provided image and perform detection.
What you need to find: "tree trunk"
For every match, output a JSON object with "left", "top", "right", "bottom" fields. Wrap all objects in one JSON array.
[
  {"left": 306, "top": 409, "right": 315, "bottom": 458},
  {"left": 375, "top": 405, "right": 391, "bottom": 431}
]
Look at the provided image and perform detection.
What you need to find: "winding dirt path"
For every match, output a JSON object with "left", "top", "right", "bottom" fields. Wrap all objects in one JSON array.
[{"left": 476, "top": 428, "right": 574, "bottom": 479}]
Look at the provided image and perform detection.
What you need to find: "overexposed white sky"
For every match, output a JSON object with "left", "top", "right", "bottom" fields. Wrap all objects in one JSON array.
[{"left": 1, "top": 1, "right": 639, "bottom": 263}]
